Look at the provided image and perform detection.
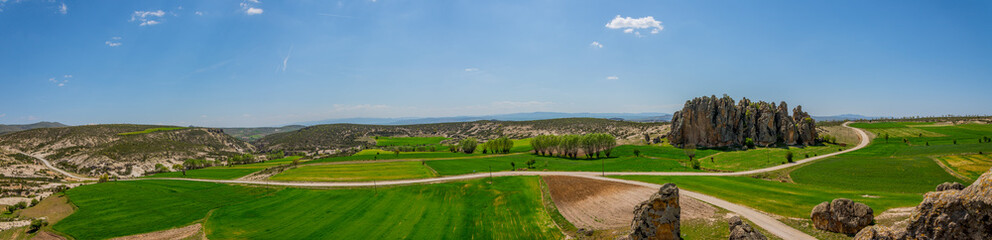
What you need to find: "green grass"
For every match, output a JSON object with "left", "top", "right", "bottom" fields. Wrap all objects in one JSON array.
[
  {"left": 790, "top": 155, "right": 961, "bottom": 193},
  {"left": 56, "top": 178, "right": 562, "bottom": 239},
  {"left": 308, "top": 151, "right": 492, "bottom": 164},
  {"left": 116, "top": 127, "right": 189, "bottom": 136},
  {"left": 613, "top": 175, "right": 922, "bottom": 219},
  {"left": 270, "top": 161, "right": 437, "bottom": 182},
  {"left": 374, "top": 136, "right": 448, "bottom": 146},
  {"left": 697, "top": 144, "right": 847, "bottom": 171},
  {"left": 146, "top": 156, "right": 301, "bottom": 180},
  {"left": 427, "top": 154, "right": 700, "bottom": 176},
  {"left": 54, "top": 181, "right": 276, "bottom": 240}
]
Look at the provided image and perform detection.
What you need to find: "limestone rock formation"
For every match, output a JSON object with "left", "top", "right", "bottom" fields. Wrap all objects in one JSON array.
[
  {"left": 810, "top": 198, "right": 874, "bottom": 234},
  {"left": 936, "top": 182, "right": 964, "bottom": 191},
  {"left": 728, "top": 216, "right": 767, "bottom": 240},
  {"left": 668, "top": 95, "right": 818, "bottom": 148},
  {"left": 854, "top": 168, "right": 992, "bottom": 240},
  {"left": 628, "top": 183, "right": 682, "bottom": 240}
]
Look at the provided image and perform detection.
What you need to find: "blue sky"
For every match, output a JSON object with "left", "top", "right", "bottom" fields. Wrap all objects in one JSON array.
[{"left": 1, "top": 0, "right": 990, "bottom": 127}]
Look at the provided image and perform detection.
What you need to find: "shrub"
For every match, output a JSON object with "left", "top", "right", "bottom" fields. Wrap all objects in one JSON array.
[
  {"left": 459, "top": 138, "right": 478, "bottom": 154},
  {"left": 526, "top": 159, "right": 537, "bottom": 169},
  {"left": 30, "top": 199, "right": 39, "bottom": 207},
  {"left": 510, "top": 162, "right": 515, "bottom": 170},
  {"left": 633, "top": 149, "right": 641, "bottom": 157},
  {"left": 744, "top": 138, "right": 756, "bottom": 149},
  {"left": 28, "top": 219, "right": 47, "bottom": 233},
  {"left": 690, "top": 159, "right": 701, "bottom": 170},
  {"left": 786, "top": 151, "right": 794, "bottom": 163},
  {"left": 98, "top": 174, "right": 110, "bottom": 183}
]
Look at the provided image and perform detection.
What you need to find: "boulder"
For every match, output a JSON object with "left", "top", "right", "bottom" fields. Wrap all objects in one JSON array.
[
  {"left": 728, "top": 216, "right": 767, "bottom": 240},
  {"left": 668, "top": 95, "right": 817, "bottom": 148},
  {"left": 628, "top": 183, "right": 682, "bottom": 240},
  {"left": 810, "top": 198, "right": 874, "bottom": 234},
  {"left": 936, "top": 182, "right": 964, "bottom": 191},
  {"left": 855, "top": 168, "right": 992, "bottom": 239}
]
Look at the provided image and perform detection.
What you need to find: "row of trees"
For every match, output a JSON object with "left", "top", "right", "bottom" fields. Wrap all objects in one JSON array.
[
  {"left": 482, "top": 137, "right": 513, "bottom": 154},
  {"left": 531, "top": 133, "right": 617, "bottom": 159}
]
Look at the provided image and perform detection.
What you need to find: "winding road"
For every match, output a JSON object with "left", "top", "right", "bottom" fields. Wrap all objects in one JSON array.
[{"left": 30, "top": 122, "right": 870, "bottom": 240}]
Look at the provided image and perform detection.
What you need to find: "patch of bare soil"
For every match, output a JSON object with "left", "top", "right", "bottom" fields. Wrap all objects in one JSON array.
[
  {"left": 108, "top": 223, "right": 203, "bottom": 240},
  {"left": 31, "top": 231, "right": 67, "bottom": 240},
  {"left": 21, "top": 194, "right": 75, "bottom": 224},
  {"left": 543, "top": 176, "right": 716, "bottom": 230}
]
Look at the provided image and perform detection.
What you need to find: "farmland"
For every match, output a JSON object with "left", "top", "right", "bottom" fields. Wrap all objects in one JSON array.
[
  {"left": 937, "top": 154, "right": 992, "bottom": 180},
  {"left": 270, "top": 161, "right": 437, "bottom": 182},
  {"left": 147, "top": 156, "right": 301, "bottom": 180},
  {"left": 374, "top": 136, "right": 447, "bottom": 146}
]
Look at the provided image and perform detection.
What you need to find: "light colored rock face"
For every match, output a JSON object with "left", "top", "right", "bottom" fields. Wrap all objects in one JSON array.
[
  {"left": 811, "top": 198, "right": 874, "bottom": 234},
  {"left": 728, "top": 216, "right": 767, "bottom": 240},
  {"left": 855, "top": 167, "right": 992, "bottom": 240},
  {"left": 628, "top": 183, "right": 682, "bottom": 240},
  {"left": 668, "top": 95, "right": 817, "bottom": 148}
]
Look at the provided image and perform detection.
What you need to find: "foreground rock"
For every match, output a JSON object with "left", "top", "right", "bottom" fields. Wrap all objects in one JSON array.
[
  {"left": 668, "top": 95, "right": 817, "bottom": 148},
  {"left": 855, "top": 168, "right": 992, "bottom": 240},
  {"left": 728, "top": 216, "right": 767, "bottom": 240},
  {"left": 810, "top": 198, "right": 874, "bottom": 234},
  {"left": 936, "top": 182, "right": 964, "bottom": 191},
  {"left": 628, "top": 183, "right": 681, "bottom": 240}
]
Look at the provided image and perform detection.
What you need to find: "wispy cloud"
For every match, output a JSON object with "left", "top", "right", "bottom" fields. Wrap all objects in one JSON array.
[
  {"left": 49, "top": 75, "right": 71, "bottom": 87},
  {"left": 131, "top": 10, "right": 165, "bottom": 26},
  {"left": 57, "top": 2, "right": 67, "bottom": 14},
  {"left": 281, "top": 46, "right": 293, "bottom": 72},
  {"left": 105, "top": 37, "right": 122, "bottom": 47},
  {"left": 606, "top": 76, "right": 619, "bottom": 80},
  {"left": 606, "top": 15, "right": 664, "bottom": 36},
  {"left": 464, "top": 68, "right": 479, "bottom": 72},
  {"left": 195, "top": 11, "right": 204, "bottom": 16},
  {"left": 590, "top": 41, "right": 603, "bottom": 48},
  {"left": 241, "top": 0, "right": 263, "bottom": 15}
]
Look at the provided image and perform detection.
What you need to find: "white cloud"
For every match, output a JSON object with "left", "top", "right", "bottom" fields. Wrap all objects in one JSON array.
[
  {"left": 50, "top": 75, "right": 71, "bottom": 87},
  {"left": 241, "top": 1, "right": 263, "bottom": 15},
  {"left": 131, "top": 10, "right": 165, "bottom": 26},
  {"left": 105, "top": 37, "right": 122, "bottom": 47},
  {"left": 590, "top": 41, "right": 603, "bottom": 48},
  {"left": 605, "top": 15, "right": 664, "bottom": 35},
  {"left": 58, "top": 2, "right": 67, "bottom": 14},
  {"left": 464, "top": 68, "right": 479, "bottom": 72},
  {"left": 245, "top": 7, "right": 263, "bottom": 15},
  {"left": 281, "top": 47, "right": 292, "bottom": 72},
  {"left": 606, "top": 76, "right": 619, "bottom": 80},
  {"left": 64, "top": 75, "right": 72, "bottom": 78},
  {"left": 195, "top": 11, "right": 204, "bottom": 16}
]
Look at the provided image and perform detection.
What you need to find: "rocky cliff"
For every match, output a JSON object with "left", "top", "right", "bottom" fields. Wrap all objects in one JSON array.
[
  {"left": 628, "top": 183, "right": 682, "bottom": 240},
  {"left": 668, "top": 95, "right": 817, "bottom": 148},
  {"left": 854, "top": 168, "right": 992, "bottom": 239}
]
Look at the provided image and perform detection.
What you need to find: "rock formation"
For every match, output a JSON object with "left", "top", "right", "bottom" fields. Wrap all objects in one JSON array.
[
  {"left": 628, "top": 183, "right": 682, "bottom": 240},
  {"left": 728, "top": 216, "right": 767, "bottom": 240},
  {"left": 668, "top": 95, "right": 817, "bottom": 148},
  {"left": 810, "top": 198, "right": 874, "bottom": 234},
  {"left": 936, "top": 182, "right": 964, "bottom": 191},
  {"left": 854, "top": 168, "right": 992, "bottom": 240}
]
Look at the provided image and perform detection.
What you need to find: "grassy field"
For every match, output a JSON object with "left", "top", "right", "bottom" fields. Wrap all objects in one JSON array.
[
  {"left": 427, "top": 154, "right": 699, "bottom": 176},
  {"left": 116, "top": 127, "right": 189, "bottom": 136},
  {"left": 374, "top": 136, "right": 448, "bottom": 146},
  {"left": 147, "top": 156, "right": 301, "bottom": 180},
  {"left": 614, "top": 175, "right": 922, "bottom": 219},
  {"left": 937, "top": 154, "right": 992, "bottom": 180},
  {"left": 55, "top": 178, "right": 562, "bottom": 239},
  {"left": 270, "top": 161, "right": 437, "bottom": 182},
  {"left": 697, "top": 144, "right": 847, "bottom": 172},
  {"left": 790, "top": 155, "right": 960, "bottom": 193},
  {"left": 54, "top": 181, "right": 276, "bottom": 240}
]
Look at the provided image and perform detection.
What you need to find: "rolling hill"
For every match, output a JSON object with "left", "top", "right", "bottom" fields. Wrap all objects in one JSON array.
[{"left": 0, "top": 122, "right": 68, "bottom": 135}]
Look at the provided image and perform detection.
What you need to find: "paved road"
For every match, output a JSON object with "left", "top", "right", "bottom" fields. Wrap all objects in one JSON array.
[{"left": 38, "top": 122, "right": 870, "bottom": 239}]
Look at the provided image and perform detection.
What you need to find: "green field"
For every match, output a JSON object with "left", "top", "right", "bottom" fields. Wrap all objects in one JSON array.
[
  {"left": 55, "top": 178, "right": 562, "bottom": 239},
  {"left": 697, "top": 144, "right": 847, "bottom": 171},
  {"left": 614, "top": 175, "right": 922, "bottom": 219},
  {"left": 117, "top": 127, "right": 189, "bottom": 136},
  {"left": 790, "top": 155, "right": 960, "bottom": 193},
  {"left": 374, "top": 136, "right": 448, "bottom": 146},
  {"left": 427, "top": 154, "right": 700, "bottom": 176},
  {"left": 937, "top": 154, "right": 992, "bottom": 180},
  {"left": 270, "top": 161, "right": 437, "bottom": 182},
  {"left": 147, "top": 156, "right": 301, "bottom": 180}
]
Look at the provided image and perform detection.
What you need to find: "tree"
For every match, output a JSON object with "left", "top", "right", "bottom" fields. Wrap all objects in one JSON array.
[
  {"left": 30, "top": 199, "right": 39, "bottom": 207},
  {"left": 526, "top": 159, "right": 537, "bottom": 169},
  {"left": 292, "top": 157, "right": 300, "bottom": 166},
  {"left": 786, "top": 151, "right": 794, "bottom": 163},
  {"left": 460, "top": 138, "right": 478, "bottom": 154},
  {"left": 683, "top": 144, "right": 697, "bottom": 161},
  {"left": 884, "top": 133, "right": 890, "bottom": 143},
  {"left": 27, "top": 219, "right": 47, "bottom": 233},
  {"left": 690, "top": 159, "right": 701, "bottom": 170},
  {"left": 953, "top": 139, "right": 957, "bottom": 145},
  {"left": 172, "top": 164, "right": 184, "bottom": 174},
  {"left": 744, "top": 138, "right": 756, "bottom": 149},
  {"left": 633, "top": 149, "right": 641, "bottom": 157},
  {"left": 510, "top": 162, "right": 516, "bottom": 170},
  {"left": 154, "top": 163, "right": 169, "bottom": 173},
  {"left": 98, "top": 174, "right": 110, "bottom": 183},
  {"left": 644, "top": 133, "right": 651, "bottom": 144}
]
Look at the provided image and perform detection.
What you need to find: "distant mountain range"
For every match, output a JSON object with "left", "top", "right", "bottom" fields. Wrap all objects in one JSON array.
[
  {"left": 294, "top": 112, "right": 674, "bottom": 126},
  {"left": 0, "top": 121, "right": 68, "bottom": 135},
  {"left": 811, "top": 114, "right": 878, "bottom": 122}
]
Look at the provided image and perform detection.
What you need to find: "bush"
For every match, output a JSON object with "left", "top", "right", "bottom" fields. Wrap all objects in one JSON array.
[
  {"left": 98, "top": 174, "right": 110, "bottom": 183},
  {"left": 786, "top": 151, "right": 794, "bottom": 163},
  {"left": 30, "top": 199, "right": 39, "bottom": 207},
  {"left": 690, "top": 159, "right": 701, "bottom": 170},
  {"left": 633, "top": 149, "right": 641, "bottom": 157},
  {"left": 459, "top": 138, "right": 478, "bottom": 154},
  {"left": 526, "top": 159, "right": 537, "bottom": 169},
  {"left": 744, "top": 138, "right": 756, "bottom": 149}
]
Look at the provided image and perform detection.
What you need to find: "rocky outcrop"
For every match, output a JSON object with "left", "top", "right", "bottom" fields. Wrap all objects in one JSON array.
[
  {"left": 936, "top": 182, "right": 964, "bottom": 191},
  {"left": 811, "top": 198, "right": 874, "bottom": 234},
  {"left": 628, "top": 183, "right": 682, "bottom": 240},
  {"left": 668, "top": 95, "right": 817, "bottom": 148},
  {"left": 854, "top": 168, "right": 992, "bottom": 240},
  {"left": 728, "top": 216, "right": 767, "bottom": 240}
]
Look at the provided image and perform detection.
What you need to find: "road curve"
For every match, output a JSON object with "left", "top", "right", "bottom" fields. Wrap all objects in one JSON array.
[
  {"left": 11, "top": 149, "right": 97, "bottom": 181},
  {"left": 52, "top": 122, "right": 869, "bottom": 239}
]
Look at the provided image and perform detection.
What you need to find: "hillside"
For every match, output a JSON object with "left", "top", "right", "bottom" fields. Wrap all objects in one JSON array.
[
  {"left": 0, "top": 124, "right": 254, "bottom": 177},
  {"left": 0, "top": 122, "right": 68, "bottom": 135},
  {"left": 255, "top": 118, "right": 667, "bottom": 153},
  {"left": 221, "top": 125, "right": 305, "bottom": 141}
]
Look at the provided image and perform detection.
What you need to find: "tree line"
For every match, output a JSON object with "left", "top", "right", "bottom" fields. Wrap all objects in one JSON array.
[{"left": 531, "top": 133, "right": 617, "bottom": 159}]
